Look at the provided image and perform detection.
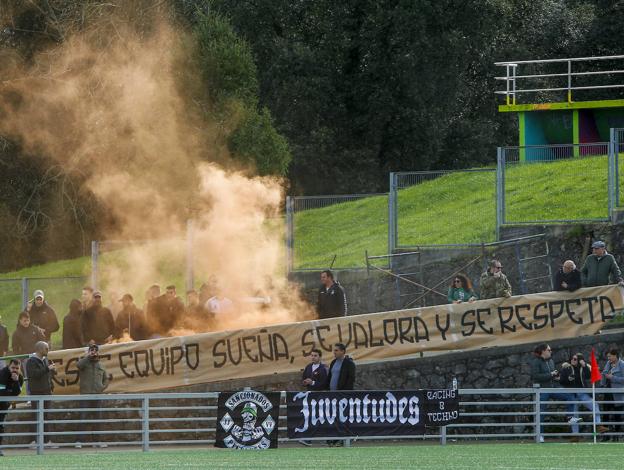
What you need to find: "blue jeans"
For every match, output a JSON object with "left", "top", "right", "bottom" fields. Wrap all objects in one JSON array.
[
  {"left": 570, "top": 393, "right": 601, "bottom": 433},
  {"left": 539, "top": 391, "right": 575, "bottom": 433}
]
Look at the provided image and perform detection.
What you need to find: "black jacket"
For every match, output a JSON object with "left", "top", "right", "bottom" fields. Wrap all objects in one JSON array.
[
  {"left": 0, "top": 366, "right": 24, "bottom": 411},
  {"left": 554, "top": 268, "right": 582, "bottom": 292},
  {"left": 148, "top": 295, "right": 184, "bottom": 335},
  {"left": 0, "top": 323, "right": 8, "bottom": 356},
  {"left": 29, "top": 302, "right": 60, "bottom": 344},
  {"left": 560, "top": 363, "right": 591, "bottom": 388},
  {"left": 529, "top": 355, "right": 558, "bottom": 388},
  {"left": 302, "top": 362, "right": 329, "bottom": 391},
  {"left": 327, "top": 356, "right": 356, "bottom": 390},
  {"left": 115, "top": 304, "right": 147, "bottom": 341},
  {"left": 25, "top": 355, "right": 56, "bottom": 395},
  {"left": 81, "top": 302, "right": 115, "bottom": 345},
  {"left": 12, "top": 323, "right": 45, "bottom": 355},
  {"left": 317, "top": 282, "right": 347, "bottom": 319},
  {"left": 62, "top": 300, "right": 83, "bottom": 350}
]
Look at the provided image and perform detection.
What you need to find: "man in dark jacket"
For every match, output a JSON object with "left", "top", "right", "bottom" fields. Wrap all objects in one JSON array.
[
  {"left": 25, "top": 341, "right": 57, "bottom": 446},
  {"left": 529, "top": 343, "right": 577, "bottom": 441},
  {"left": 115, "top": 294, "right": 147, "bottom": 341},
  {"left": 149, "top": 286, "right": 185, "bottom": 337},
  {"left": 302, "top": 349, "right": 329, "bottom": 391},
  {"left": 326, "top": 343, "right": 355, "bottom": 447},
  {"left": 12, "top": 312, "right": 45, "bottom": 356},
  {"left": 0, "top": 359, "right": 23, "bottom": 455},
  {"left": 81, "top": 291, "right": 115, "bottom": 346},
  {"left": 62, "top": 299, "right": 83, "bottom": 350},
  {"left": 581, "top": 240, "right": 624, "bottom": 287},
  {"left": 28, "top": 290, "right": 60, "bottom": 348},
  {"left": 317, "top": 270, "right": 347, "bottom": 319},
  {"left": 554, "top": 260, "right": 582, "bottom": 292}
]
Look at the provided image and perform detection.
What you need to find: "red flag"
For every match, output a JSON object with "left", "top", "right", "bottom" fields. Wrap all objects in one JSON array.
[{"left": 590, "top": 348, "right": 602, "bottom": 384}]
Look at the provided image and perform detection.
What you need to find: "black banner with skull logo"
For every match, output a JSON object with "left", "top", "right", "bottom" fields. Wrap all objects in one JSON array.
[{"left": 215, "top": 390, "right": 281, "bottom": 449}]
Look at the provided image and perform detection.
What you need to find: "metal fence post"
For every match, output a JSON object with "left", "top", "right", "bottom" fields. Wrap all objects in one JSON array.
[
  {"left": 440, "top": 426, "right": 447, "bottom": 445},
  {"left": 142, "top": 396, "right": 150, "bottom": 452},
  {"left": 285, "top": 196, "right": 294, "bottom": 274},
  {"left": 91, "top": 240, "right": 99, "bottom": 289},
  {"left": 534, "top": 385, "right": 541, "bottom": 443},
  {"left": 496, "top": 148, "right": 504, "bottom": 241},
  {"left": 21, "top": 277, "right": 29, "bottom": 311},
  {"left": 610, "top": 128, "right": 618, "bottom": 214},
  {"left": 388, "top": 173, "right": 398, "bottom": 256},
  {"left": 186, "top": 219, "right": 194, "bottom": 292},
  {"left": 37, "top": 398, "right": 44, "bottom": 455}
]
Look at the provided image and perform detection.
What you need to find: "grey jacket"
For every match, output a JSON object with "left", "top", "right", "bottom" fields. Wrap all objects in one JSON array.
[
  {"left": 581, "top": 253, "right": 623, "bottom": 287},
  {"left": 601, "top": 358, "right": 624, "bottom": 402},
  {"left": 77, "top": 356, "right": 109, "bottom": 394}
]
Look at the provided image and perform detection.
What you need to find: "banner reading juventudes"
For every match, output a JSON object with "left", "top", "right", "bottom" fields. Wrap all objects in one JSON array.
[{"left": 47, "top": 285, "right": 624, "bottom": 394}]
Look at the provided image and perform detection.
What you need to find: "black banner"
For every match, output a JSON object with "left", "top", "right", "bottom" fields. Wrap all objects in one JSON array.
[
  {"left": 287, "top": 389, "right": 459, "bottom": 438},
  {"left": 215, "top": 390, "right": 280, "bottom": 449}
]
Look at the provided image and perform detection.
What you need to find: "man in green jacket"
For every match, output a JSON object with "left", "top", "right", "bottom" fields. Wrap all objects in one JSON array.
[
  {"left": 479, "top": 259, "right": 512, "bottom": 299},
  {"left": 76, "top": 343, "right": 109, "bottom": 448},
  {"left": 580, "top": 240, "right": 624, "bottom": 287}
]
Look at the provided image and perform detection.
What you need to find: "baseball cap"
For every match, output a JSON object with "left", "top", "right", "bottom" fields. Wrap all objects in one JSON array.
[
  {"left": 591, "top": 240, "right": 606, "bottom": 249},
  {"left": 33, "top": 289, "right": 44, "bottom": 300}
]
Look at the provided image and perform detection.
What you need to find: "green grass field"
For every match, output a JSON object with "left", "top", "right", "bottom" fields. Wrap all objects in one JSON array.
[
  {"left": 293, "top": 154, "right": 616, "bottom": 269},
  {"left": 2, "top": 443, "right": 624, "bottom": 470}
]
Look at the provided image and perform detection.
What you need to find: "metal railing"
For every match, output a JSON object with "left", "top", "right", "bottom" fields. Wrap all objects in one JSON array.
[
  {"left": 498, "top": 142, "right": 612, "bottom": 226},
  {"left": 614, "top": 128, "right": 624, "bottom": 208},
  {"left": 286, "top": 193, "right": 388, "bottom": 271},
  {"left": 495, "top": 55, "right": 624, "bottom": 105},
  {"left": 2, "top": 387, "right": 622, "bottom": 454},
  {"left": 388, "top": 169, "right": 497, "bottom": 252}
]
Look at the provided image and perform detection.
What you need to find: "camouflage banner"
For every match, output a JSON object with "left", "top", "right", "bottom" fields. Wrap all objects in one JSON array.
[{"left": 47, "top": 285, "right": 624, "bottom": 394}]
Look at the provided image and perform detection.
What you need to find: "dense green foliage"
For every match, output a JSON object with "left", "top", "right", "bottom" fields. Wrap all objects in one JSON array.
[{"left": 1, "top": 443, "right": 623, "bottom": 470}]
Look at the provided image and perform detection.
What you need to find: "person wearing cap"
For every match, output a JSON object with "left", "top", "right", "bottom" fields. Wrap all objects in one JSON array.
[
  {"left": 80, "top": 291, "right": 115, "bottom": 346},
  {"left": 115, "top": 294, "right": 147, "bottom": 341},
  {"left": 28, "top": 290, "right": 60, "bottom": 348},
  {"left": 580, "top": 240, "right": 624, "bottom": 287},
  {"left": 76, "top": 343, "right": 109, "bottom": 447}
]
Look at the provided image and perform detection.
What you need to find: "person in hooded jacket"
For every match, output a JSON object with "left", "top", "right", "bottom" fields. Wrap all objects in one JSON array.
[
  {"left": 11, "top": 311, "right": 45, "bottom": 355},
  {"left": 560, "top": 352, "right": 607, "bottom": 437},
  {"left": 27, "top": 290, "right": 59, "bottom": 348},
  {"left": 63, "top": 299, "right": 83, "bottom": 350},
  {"left": 80, "top": 291, "right": 114, "bottom": 346}
]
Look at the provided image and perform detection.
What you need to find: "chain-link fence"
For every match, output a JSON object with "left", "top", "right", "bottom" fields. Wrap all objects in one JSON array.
[
  {"left": 498, "top": 143, "right": 611, "bottom": 225},
  {"left": 286, "top": 194, "right": 388, "bottom": 271},
  {"left": 0, "top": 276, "right": 87, "bottom": 350},
  {"left": 388, "top": 169, "right": 497, "bottom": 251}
]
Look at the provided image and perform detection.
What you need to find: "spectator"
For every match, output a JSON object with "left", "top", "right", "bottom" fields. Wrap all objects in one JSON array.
[
  {"left": 0, "top": 359, "right": 23, "bottom": 456},
  {"left": 302, "top": 349, "right": 329, "bottom": 391},
  {"left": 581, "top": 240, "right": 624, "bottom": 287},
  {"left": 555, "top": 260, "right": 582, "bottom": 292},
  {"left": 600, "top": 348, "right": 624, "bottom": 442},
  {"left": 185, "top": 290, "right": 213, "bottom": 331},
  {"left": 144, "top": 284, "right": 161, "bottom": 333},
  {"left": 0, "top": 316, "right": 8, "bottom": 369},
  {"left": 76, "top": 344, "right": 109, "bottom": 448},
  {"left": 149, "top": 285, "right": 185, "bottom": 337},
  {"left": 12, "top": 311, "right": 45, "bottom": 355},
  {"left": 560, "top": 352, "right": 607, "bottom": 439},
  {"left": 81, "top": 286, "right": 94, "bottom": 310},
  {"left": 447, "top": 274, "right": 478, "bottom": 304},
  {"left": 27, "top": 290, "right": 60, "bottom": 348},
  {"left": 106, "top": 290, "right": 122, "bottom": 321},
  {"left": 206, "top": 291, "right": 234, "bottom": 318},
  {"left": 317, "top": 270, "right": 347, "bottom": 319},
  {"left": 80, "top": 291, "right": 115, "bottom": 346},
  {"left": 115, "top": 294, "right": 147, "bottom": 341},
  {"left": 62, "top": 299, "right": 83, "bottom": 350},
  {"left": 479, "top": 260, "right": 512, "bottom": 300},
  {"left": 529, "top": 343, "right": 577, "bottom": 442},
  {"left": 25, "top": 341, "right": 57, "bottom": 447},
  {"left": 326, "top": 343, "right": 355, "bottom": 447},
  {"left": 199, "top": 275, "right": 218, "bottom": 306}
]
